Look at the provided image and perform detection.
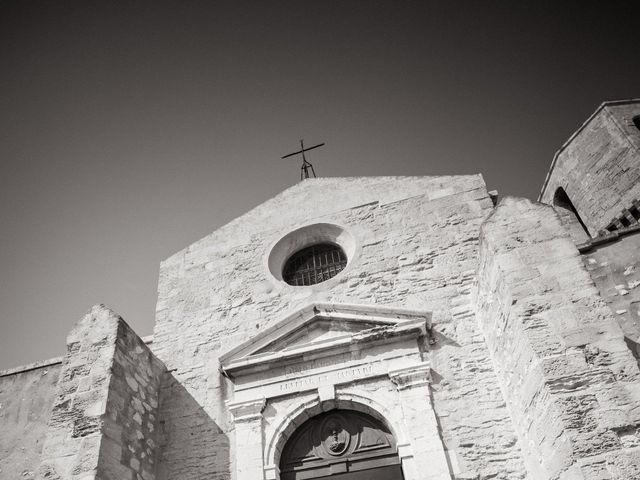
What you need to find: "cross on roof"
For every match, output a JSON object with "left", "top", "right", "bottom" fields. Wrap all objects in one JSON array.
[{"left": 281, "top": 140, "right": 325, "bottom": 180}]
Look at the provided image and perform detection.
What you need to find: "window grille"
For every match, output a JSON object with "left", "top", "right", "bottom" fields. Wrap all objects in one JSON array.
[{"left": 282, "top": 243, "right": 347, "bottom": 286}]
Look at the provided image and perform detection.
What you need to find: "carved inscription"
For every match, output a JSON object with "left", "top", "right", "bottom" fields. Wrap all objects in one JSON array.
[
  {"left": 279, "top": 376, "right": 327, "bottom": 392},
  {"left": 279, "top": 364, "right": 375, "bottom": 392}
]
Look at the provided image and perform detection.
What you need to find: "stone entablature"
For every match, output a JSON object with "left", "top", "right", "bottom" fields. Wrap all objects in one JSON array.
[
  {"left": 220, "top": 302, "right": 451, "bottom": 480},
  {"left": 221, "top": 303, "right": 430, "bottom": 400}
]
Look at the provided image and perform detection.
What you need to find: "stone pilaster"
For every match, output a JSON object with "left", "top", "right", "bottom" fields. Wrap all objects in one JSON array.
[
  {"left": 389, "top": 364, "right": 452, "bottom": 480},
  {"left": 228, "top": 398, "right": 266, "bottom": 480}
]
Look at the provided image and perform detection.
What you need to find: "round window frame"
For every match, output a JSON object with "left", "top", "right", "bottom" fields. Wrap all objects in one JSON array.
[{"left": 266, "top": 223, "right": 357, "bottom": 289}]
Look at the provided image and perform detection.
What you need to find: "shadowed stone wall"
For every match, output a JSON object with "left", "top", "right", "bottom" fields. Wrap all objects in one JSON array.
[{"left": 477, "top": 197, "right": 640, "bottom": 480}]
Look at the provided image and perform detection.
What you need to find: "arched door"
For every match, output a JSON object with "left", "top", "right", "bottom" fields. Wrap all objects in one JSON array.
[{"left": 279, "top": 410, "right": 404, "bottom": 480}]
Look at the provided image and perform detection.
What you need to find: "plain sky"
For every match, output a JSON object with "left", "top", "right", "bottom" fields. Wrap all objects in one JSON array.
[{"left": 1, "top": 1, "right": 639, "bottom": 369}]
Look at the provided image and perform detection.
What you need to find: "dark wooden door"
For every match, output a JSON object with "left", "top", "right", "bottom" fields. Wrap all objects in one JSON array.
[
  {"left": 310, "top": 464, "right": 404, "bottom": 480},
  {"left": 279, "top": 410, "right": 404, "bottom": 480}
]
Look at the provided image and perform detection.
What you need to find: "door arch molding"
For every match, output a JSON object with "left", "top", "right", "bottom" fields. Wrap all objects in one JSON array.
[
  {"left": 279, "top": 408, "right": 404, "bottom": 480},
  {"left": 265, "top": 393, "right": 412, "bottom": 478}
]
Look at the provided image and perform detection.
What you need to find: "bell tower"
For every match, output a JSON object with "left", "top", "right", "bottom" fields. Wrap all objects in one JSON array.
[{"left": 540, "top": 99, "right": 640, "bottom": 238}]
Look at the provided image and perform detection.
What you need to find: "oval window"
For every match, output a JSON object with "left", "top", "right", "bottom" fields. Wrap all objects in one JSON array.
[{"left": 282, "top": 243, "right": 347, "bottom": 286}]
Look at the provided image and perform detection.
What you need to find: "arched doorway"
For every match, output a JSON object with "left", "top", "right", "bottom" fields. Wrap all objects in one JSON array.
[{"left": 279, "top": 409, "right": 404, "bottom": 480}]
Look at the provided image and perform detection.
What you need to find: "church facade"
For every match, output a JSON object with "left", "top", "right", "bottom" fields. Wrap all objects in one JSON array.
[{"left": 2, "top": 99, "right": 640, "bottom": 480}]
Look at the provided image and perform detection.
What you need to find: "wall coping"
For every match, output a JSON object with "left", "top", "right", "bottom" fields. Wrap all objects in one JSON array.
[
  {"left": 0, "top": 356, "right": 63, "bottom": 378},
  {"left": 0, "top": 334, "right": 154, "bottom": 378}
]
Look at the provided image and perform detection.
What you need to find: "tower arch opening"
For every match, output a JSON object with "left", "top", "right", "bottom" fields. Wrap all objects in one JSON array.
[
  {"left": 552, "top": 187, "right": 590, "bottom": 243},
  {"left": 278, "top": 409, "right": 404, "bottom": 480}
]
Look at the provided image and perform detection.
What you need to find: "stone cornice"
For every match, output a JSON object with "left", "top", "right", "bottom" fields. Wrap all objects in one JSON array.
[
  {"left": 227, "top": 398, "right": 266, "bottom": 423},
  {"left": 389, "top": 364, "right": 432, "bottom": 390}
]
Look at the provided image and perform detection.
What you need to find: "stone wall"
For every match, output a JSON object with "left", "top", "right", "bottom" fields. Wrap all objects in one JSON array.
[
  {"left": 104, "top": 310, "right": 165, "bottom": 479},
  {"left": 477, "top": 197, "right": 640, "bottom": 479},
  {"left": 581, "top": 230, "right": 640, "bottom": 355},
  {"left": 0, "top": 360, "right": 61, "bottom": 479},
  {"left": 36, "top": 305, "right": 165, "bottom": 480},
  {"left": 152, "top": 176, "right": 527, "bottom": 479},
  {"left": 539, "top": 100, "right": 640, "bottom": 236}
]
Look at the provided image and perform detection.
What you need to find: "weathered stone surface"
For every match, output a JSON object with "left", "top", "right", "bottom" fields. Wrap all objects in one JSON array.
[
  {"left": 581, "top": 231, "right": 640, "bottom": 354},
  {"left": 540, "top": 100, "right": 640, "bottom": 236},
  {"left": 477, "top": 197, "right": 640, "bottom": 480},
  {"left": 34, "top": 305, "right": 165, "bottom": 480},
  {"left": 152, "top": 176, "right": 527, "bottom": 479},
  {"left": 0, "top": 360, "right": 61, "bottom": 480}
]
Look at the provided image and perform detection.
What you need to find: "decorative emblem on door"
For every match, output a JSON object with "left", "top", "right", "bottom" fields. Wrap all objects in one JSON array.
[
  {"left": 280, "top": 410, "right": 401, "bottom": 480},
  {"left": 321, "top": 415, "right": 349, "bottom": 456}
]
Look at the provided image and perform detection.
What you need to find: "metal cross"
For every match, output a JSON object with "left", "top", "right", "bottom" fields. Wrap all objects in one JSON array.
[{"left": 281, "top": 140, "right": 325, "bottom": 180}]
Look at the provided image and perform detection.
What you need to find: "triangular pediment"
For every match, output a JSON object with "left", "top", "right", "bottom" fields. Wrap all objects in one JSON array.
[
  {"left": 219, "top": 303, "right": 430, "bottom": 378},
  {"left": 254, "top": 317, "right": 392, "bottom": 354}
]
